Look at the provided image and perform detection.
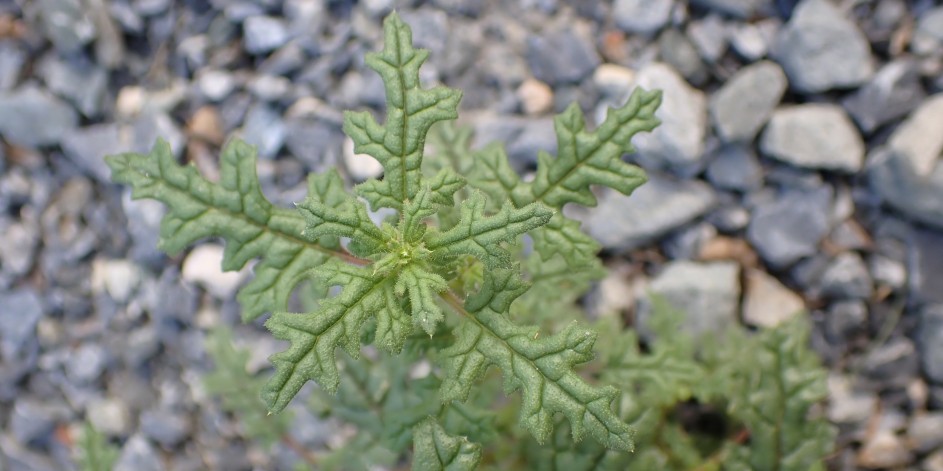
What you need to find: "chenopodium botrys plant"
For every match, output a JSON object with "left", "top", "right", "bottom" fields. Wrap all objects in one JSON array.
[{"left": 107, "top": 12, "right": 661, "bottom": 468}]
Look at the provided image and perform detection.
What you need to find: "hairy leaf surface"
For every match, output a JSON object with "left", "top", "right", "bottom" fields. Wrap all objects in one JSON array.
[
  {"left": 106, "top": 139, "right": 338, "bottom": 321},
  {"left": 413, "top": 417, "right": 482, "bottom": 471},
  {"left": 440, "top": 270, "right": 634, "bottom": 451},
  {"left": 425, "top": 193, "right": 553, "bottom": 268},
  {"left": 345, "top": 12, "right": 462, "bottom": 211}
]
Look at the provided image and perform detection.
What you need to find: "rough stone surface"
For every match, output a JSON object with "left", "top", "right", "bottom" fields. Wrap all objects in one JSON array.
[
  {"left": 690, "top": 0, "right": 772, "bottom": 18},
  {"left": 0, "top": 85, "right": 79, "bottom": 148},
  {"left": 820, "top": 252, "right": 873, "bottom": 300},
  {"left": 886, "top": 94, "right": 943, "bottom": 177},
  {"left": 920, "top": 305, "right": 943, "bottom": 384},
  {"left": 747, "top": 186, "right": 833, "bottom": 268},
  {"left": 760, "top": 104, "right": 865, "bottom": 172},
  {"left": 630, "top": 63, "right": 708, "bottom": 169},
  {"left": 710, "top": 61, "right": 787, "bottom": 143},
  {"left": 582, "top": 174, "right": 717, "bottom": 251},
  {"left": 0, "top": 289, "right": 43, "bottom": 357},
  {"left": 771, "top": 0, "right": 874, "bottom": 92},
  {"left": 243, "top": 16, "right": 290, "bottom": 54},
  {"left": 869, "top": 147, "right": 943, "bottom": 231},
  {"left": 705, "top": 144, "right": 764, "bottom": 192},
  {"left": 643, "top": 260, "right": 741, "bottom": 336}
]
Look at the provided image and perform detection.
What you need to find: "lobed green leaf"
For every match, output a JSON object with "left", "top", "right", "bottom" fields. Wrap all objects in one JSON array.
[
  {"left": 412, "top": 417, "right": 482, "bottom": 471},
  {"left": 106, "top": 139, "right": 336, "bottom": 322}
]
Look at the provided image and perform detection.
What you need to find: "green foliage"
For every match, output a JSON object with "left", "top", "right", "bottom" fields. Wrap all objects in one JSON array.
[
  {"left": 75, "top": 423, "right": 119, "bottom": 471},
  {"left": 108, "top": 11, "right": 835, "bottom": 471}
]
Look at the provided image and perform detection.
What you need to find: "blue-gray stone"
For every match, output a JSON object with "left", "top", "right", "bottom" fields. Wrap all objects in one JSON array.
[
  {"left": 919, "top": 304, "right": 943, "bottom": 384},
  {"left": 641, "top": 260, "right": 741, "bottom": 336},
  {"left": 37, "top": 0, "right": 96, "bottom": 54},
  {"left": 37, "top": 54, "right": 108, "bottom": 117},
  {"left": 747, "top": 186, "right": 832, "bottom": 268},
  {"left": 526, "top": 28, "right": 600, "bottom": 85},
  {"left": 820, "top": 252, "right": 873, "bottom": 300},
  {"left": 869, "top": 147, "right": 943, "bottom": 231},
  {"left": 140, "top": 408, "right": 192, "bottom": 447},
  {"left": 658, "top": 29, "right": 707, "bottom": 85},
  {"left": 60, "top": 124, "right": 126, "bottom": 183},
  {"left": 842, "top": 59, "right": 926, "bottom": 134},
  {"left": 691, "top": 0, "right": 773, "bottom": 18},
  {"left": 913, "top": 229, "right": 943, "bottom": 305},
  {"left": 238, "top": 104, "right": 285, "bottom": 159},
  {"left": 706, "top": 145, "right": 764, "bottom": 192},
  {"left": 243, "top": 16, "right": 290, "bottom": 54},
  {"left": 10, "top": 399, "right": 57, "bottom": 445},
  {"left": 0, "top": 41, "right": 26, "bottom": 90},
  {"left": 613, "top": 0, "right": 673, "bottom": 36},
  {"left": 0, "top": 85, "right": 79, "bottom": 148},
  {"left": 114, "top": 435, "right": 162, "bottom": 471},
  {"left": 583, "top": 174, "right": 717, "bottom": 251},
  {"left": 0, "top": 288, "right": 42, "bottom": 357},
  {"left": 66, "top": 343, "right": 109, "bottom": 385},
  {"left": 710, "top": 61, "right": 787, "bottom": 143},
  {"left": 771, "top": 0, "right": 873, "bottom": 92}
]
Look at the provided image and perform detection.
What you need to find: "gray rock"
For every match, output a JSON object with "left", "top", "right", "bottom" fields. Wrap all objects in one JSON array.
[
  {"left": 37, "top": 54, "right": 108, "bottom": 117},
  {"left": 729, "top": 20, "right": 777, "bottom": 61},
  {"left": 886, "top": 94, "right": 943, "bottom": 177},
  {"left": 0, "top": 289, "right": 42, "bottom": 358},
  {"left": 196, "top": 69, "right": 237, "bottom": 102},
  {"left": 760, "top": 104, "right": 864, "bottom": 172},
  {"left": 858, "top": 430, "right": 913, "bottom": 469},
  {"left": 613, "top": 0, "right": 673, "bottom": 36},
  {"left": 827, "top": 374, "right": 877, "bottom": 425},
  {"left": 284, "top": 119, "right": 342, "bottom": 170},
  {"left": 908, "top": 413, "right": 943, "bottom": 454},
  {"left": 582, "top": 174, "right": 717, "bottom": 251},
  {"left": 914, "top": 229, "right": 943, "bottom": 305},
  {"left": 657, "top": 29, "right": 707, "bottom": 85},
  {"left": 821, "top": 252, "right": 873, "bottom": 300},
  {"left": 0, "top": 221, "right": 39, "bottom": 278},
  {"left": 747, "top": 186, "right": 832, "bottom": 268},
  {"left": 869, "top": 147, "right": 943, "bottom": 231},
  {"left": 642, "top": 260, "right": 740, "bottom": 336},
  {"left": 37, "top": 0, "right": 96, "bottom": 54},
  {"left": 129, "top": 112, "right": 186, "bottom": 157},
  {"left": 869, "top": 254, "right": 906, "bottom": 291},
  {"left": 662, "top": 222, "right": 716, "bottom": 260},
  {"left": 0, "top": 84, "right": 79, "bottom": 148},
  {"left": 686, "top": 15, "right": 728, "bottom": 63},
  {"left": 771, "top": 0, "right": 873, "bottom": 93},
  {"left": 706, "top": 205, "right": 750, "bottom": 232},
  {"left": 920, "top": 304, "right": 943, "bottom": 384},
  {"left": 60, "top": 124, "right": 126, "bottom": 183},
  {"left": 66, "top": 343, "right": 109, "bottom": 385},
  {"left": 122, "top": 325, "right": 160, "bottom": 367},
  {"left": 742, "top": 269, "right": 805, "bottom": 328},
  {"left": 710, "top": 61, "right": 787, "bottom": 143},
  {"left": 115, "top": 435, "right": 162, "bottom": 471},
  {"left": 243, "top": 16, "right": 290, "bottom": 54},
  {"left": 0, "top": 42, "right": 26, "bottom": 90},
  {"left": 140, "top": 408, "right": 192, "bottom": 447},
  {"left": 10, "top": 399, "right": 58, "bottom": 445},
  {"left": 248, "top": 74, "right": 292, "bottom": 102},
  {"left": 706, "top": 145, "right": 763, "bottom": 192},
  {"left": 399, "top": 9, "right": 449, "bottom": 58},
  {"left": 87, "top": 398, "right": 132, "bottom": 437},
  {"left": 526, "top": 27, "right": 600, "bottom": 85},
  {"left": 913, "top": 7, "right": 943, "bottom": 55},
  {"left": 690, "top": 0, "right": 772, "bottom": 18},
  {"left": 630, "top": 63, "right": 707, "bottom": 168},
  {"left": 842, "top": 59, "right": 926, "bottom": 134},
  {"left": 238, "top": 103, "right": 285, "bottom": 159},
  {"left": 860, "top": 338, "right": 919, "bottom": 387},
  {"left": 825, "top": 300, "right": 867, "bottom": 340}
]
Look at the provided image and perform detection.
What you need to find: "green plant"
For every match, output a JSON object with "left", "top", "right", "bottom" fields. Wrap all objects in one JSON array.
[{"left": 107, "top": 12, "right": 834, "bottom": 470}]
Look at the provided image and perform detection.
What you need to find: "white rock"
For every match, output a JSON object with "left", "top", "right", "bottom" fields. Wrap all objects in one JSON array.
[
  {"left": 593, "top": 64, "right": 636, "bottom": 97},
  {"left": 91, "top": 258, "right": 141, "bottom": 303},
  {"left": 517, "top": 78, "right": 553, "bottom": 115},
  {"left": 181, "top": 244, "right": 247, "bottom": 299},
  {"left": 760, "top": 104, "right": 864, "bottom": 172},
  {"left": 742, "top": 269, "right": 805, "bottom": 328},
  {"left": 630, "top": 63, "right": 708, "bottom": 168},
  {"left": 343, "top": 136, "right": 384, "bottom": 181},
  {"left": 887, "top": 93, "right": 943, "bottom": 177},
  {"left": 710, "top": 60, "right": 787, "bottom": 142}
]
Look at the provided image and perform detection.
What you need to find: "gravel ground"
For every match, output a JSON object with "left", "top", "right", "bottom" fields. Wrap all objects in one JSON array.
[{"left": 1, "top": 0, "right": 943, "bottom": 470}]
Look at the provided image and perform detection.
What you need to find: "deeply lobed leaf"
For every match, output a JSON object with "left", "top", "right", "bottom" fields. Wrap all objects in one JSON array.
[
  {"left": 425, "top": 193, "right": 553, "bottom": 269},
  {"left": 346, "top": 12, "right": 463, "bottom": 211},
  {"left": 440, "top": 269, "right": 634, "bottom": 452},
  {"left": 106, "top": 139, "right": 338, "bottom": 322}
]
